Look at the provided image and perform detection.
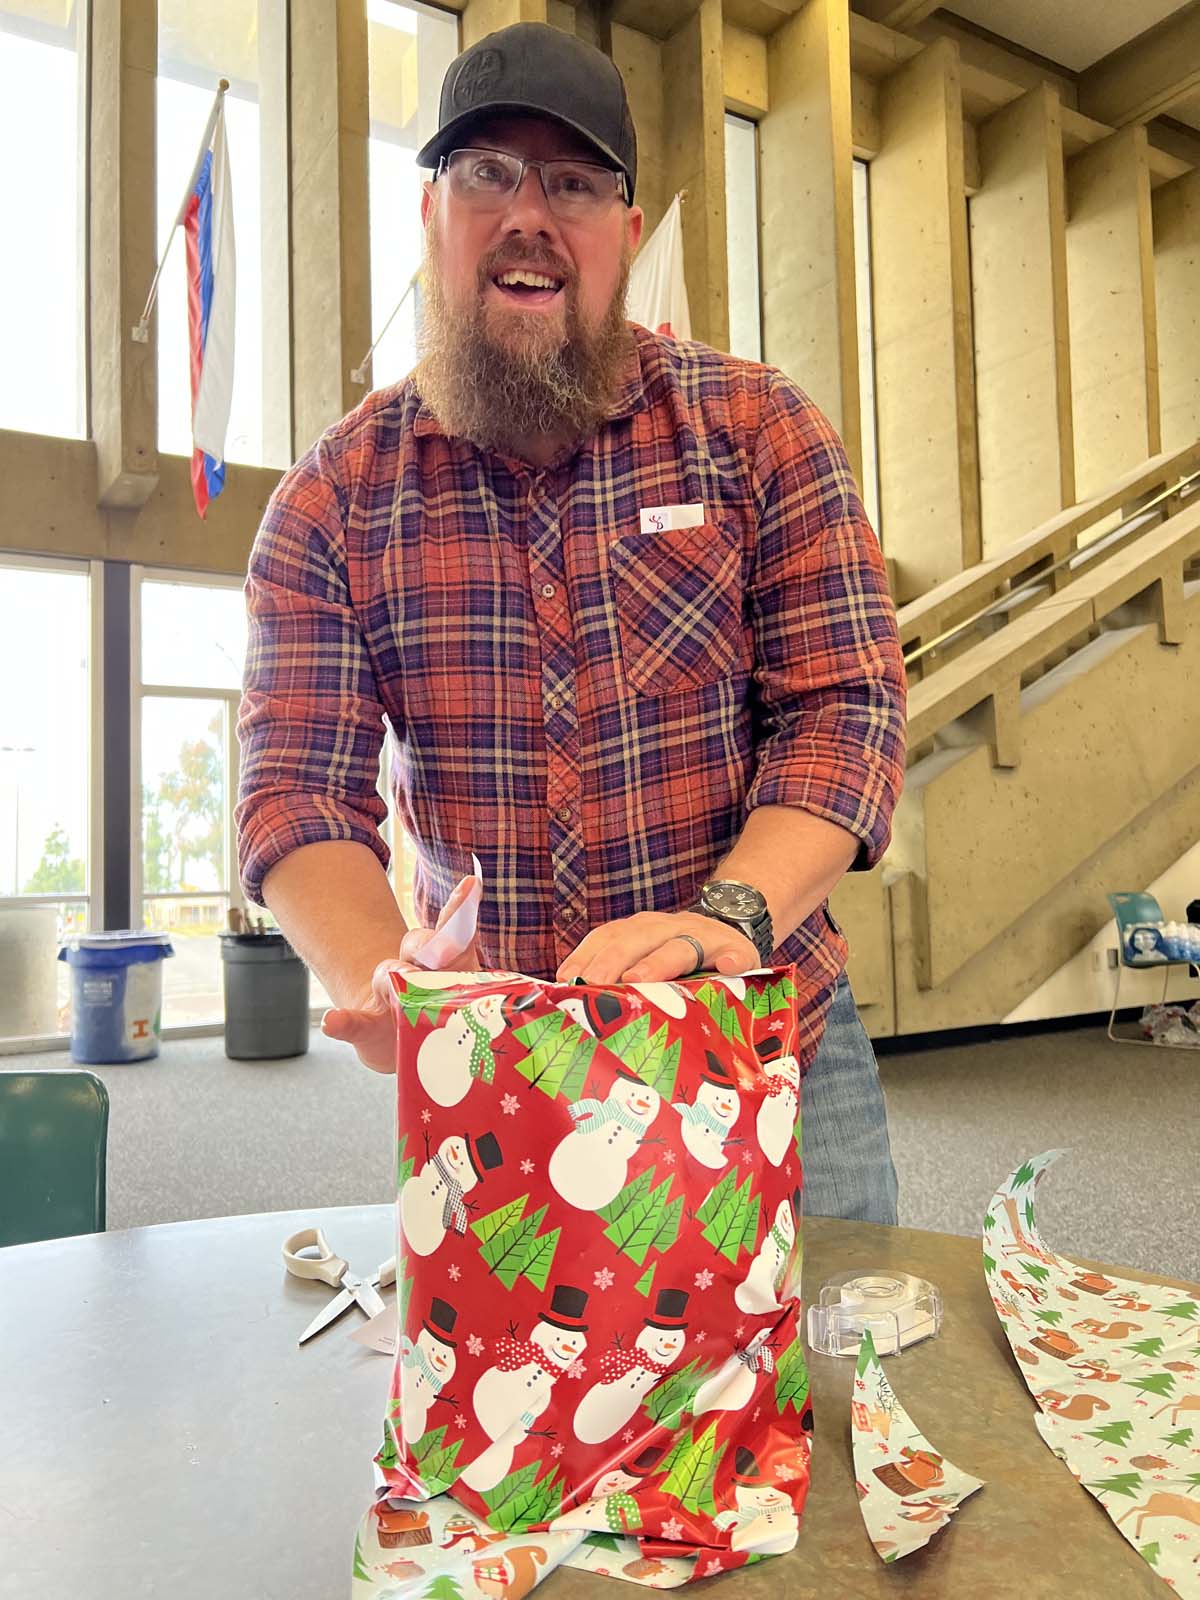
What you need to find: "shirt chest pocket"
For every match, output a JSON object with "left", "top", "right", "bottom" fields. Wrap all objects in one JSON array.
[{"left": 608, "top": 522, "right": 743, "bottom": 697}]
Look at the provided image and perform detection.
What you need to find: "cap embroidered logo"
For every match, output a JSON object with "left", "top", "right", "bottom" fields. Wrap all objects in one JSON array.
[{"left": 453, "top": 48, "right": 504, "bottom": 109}]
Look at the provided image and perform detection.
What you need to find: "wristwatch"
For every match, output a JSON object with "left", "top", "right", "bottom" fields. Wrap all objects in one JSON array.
[{"left": 689, "top": 880, "right": 774, "bottom": 965}]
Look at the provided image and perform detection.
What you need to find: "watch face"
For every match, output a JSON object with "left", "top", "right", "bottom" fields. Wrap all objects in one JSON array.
[{"left": 705, "top": 881, "right": 766, "bottom": 920}]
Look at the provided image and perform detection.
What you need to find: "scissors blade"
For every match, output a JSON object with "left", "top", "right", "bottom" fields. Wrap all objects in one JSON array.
[
  {"left": 354, "top": 1279, "right": 386, "bottom": 1321},
  {"left": 298, "top": 1284, "right": 354, "bottom": 1345}
]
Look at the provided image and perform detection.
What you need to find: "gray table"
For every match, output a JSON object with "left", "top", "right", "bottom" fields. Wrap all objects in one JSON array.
[{"left": 0, "top": 1208, "right": 1176, "bottom": 1599}]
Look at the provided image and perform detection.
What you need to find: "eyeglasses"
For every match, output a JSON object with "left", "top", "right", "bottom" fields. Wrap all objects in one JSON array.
[{"left": 436, "top": 148, "right": 629, "bottom": 221}]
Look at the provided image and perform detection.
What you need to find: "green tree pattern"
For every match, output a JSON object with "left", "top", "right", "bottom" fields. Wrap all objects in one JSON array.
[
  {"left": 1086, "top": 1419, "right": 1134, "bottom": 1447},
  {"left": 1163, "top": 1427, "right": 1194, "bottom": 1449},
  {"left": 982, "top": 1252, "right": 997, "bottom": 1277},
  {"left": 695, "top": 1170, "right": 760, "bottom": 1263},
  {"left": 583, "top": 1533, "right": 622, "bottom": 1552},
  {"left": 643, "top": 1357, "right": 711, "bottom": 1428},
  {"left": 1159, "top": 1300, "right": 1198, "bottom": 1322},
  {"left": 774, "top": 1336, "right": 809, "bottom": 1414},
  {"left": 743, "top": 974, "right": 797, "bottom": 1020},
  {"left": 396, "top": 1132, "right": 416, "bottom": 1191},
  {"left": 471, "top": 1193, "right": 561, "bottom": 1290},
  {"left": 352, "top": 1531, "right": 372, "bottom": 1581},
  {"left": 411, "top": 1424, "right": 464, "bottom": 1494},
  {"left": 601, "top": 1013, "right": 681, "bottom": 1100},
  {"left": 1126, "top": 1373, "right": 1175, "bottom": 1399},
  {"left": 634, "top": 1262, "right": 656, "bottom": 1298},
  {"left": 659, "top": 1420, "right": 721, "bottom": 1515},
  {"left": 482, "top": 1461, "right": 566, "bottom": 1531},
  {"left": 1021, "top": 1260, "right": 1051, "bottom": 1284},
  {"left": 597, "top": 1166, "right": 683, "bottom": 1265},
  {"left": 1034, "top": 1309, "right": 1063, "bottom": 1327},
  {"left": 693, "top": 982, "right": 746, "bottom": 1044},
  {"left": 422, "top": 1577, "right": 465, "bottom": 1600},
  {"left": 1087, "top": 1471, "right": 1143, "bottom": 1499},
  {"left": 1141, "top": 1543, "right": 1160, "bottom": 1569},
  {"left": 1126, "top": 1337, "right": 1165, "bottom": 1359},
  {"left": 1012, "top": 1162, "right": 1037, "bottom": 1188},
  {"left": 510, "top": 1011, "right": 597, "bottom": 1099}
]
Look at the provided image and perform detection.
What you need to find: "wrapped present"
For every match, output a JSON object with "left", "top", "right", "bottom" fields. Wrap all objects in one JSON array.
[{"left": 355, "top": 968, "right": 816, "bottom": 1595}]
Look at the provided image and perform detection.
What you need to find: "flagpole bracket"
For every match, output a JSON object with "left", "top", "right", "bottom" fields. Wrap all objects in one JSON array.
[
  {"left": 131, "top": 321, "right": 150, "bottom": 344},
  {"left": 350, "top": 365, "right": 368, "bottom": 387}
]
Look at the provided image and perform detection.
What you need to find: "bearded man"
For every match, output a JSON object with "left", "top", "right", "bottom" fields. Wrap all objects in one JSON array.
[{"left": 236, "top": 23, "right": 907, "bottom": 1223}]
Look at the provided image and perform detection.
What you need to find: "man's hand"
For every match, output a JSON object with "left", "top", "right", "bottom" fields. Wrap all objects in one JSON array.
[
  {"left": 321, "top": 875, "right": 482, "bottom": 1073},
  {"left": 556, "top": 911, "right": 759, "bottom": 987}
]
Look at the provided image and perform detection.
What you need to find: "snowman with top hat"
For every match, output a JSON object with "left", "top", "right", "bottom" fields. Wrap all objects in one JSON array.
[
  {"left": 555, "top": 988, "right": 624, "bottom": 1036},
  {"left": 672, "top": 1052, "right": 741, "bottom": 1169},
  {"left": 733, "top": 1190, "right": 799, "bottom": 1315},
  {"left": 572, "top": 1288, "right": 690, "bottom": 1443},
  {"left": 399, "top": 1296, "right": 459, "bottom": 1443},
  {"left": 458, "top": 1285, "right": 591, "bottom": 1493},
  {"left": 753, "top": 1034, "right": 801, "bottom": 1168},
  {"left": 399, "top": 1129, "right": 503, "bottom": 1258},
  {"left": 549, "top": 1445, "right": 665, "bottom": 1534},
  {"left": 692, "top": 1327, "right": 775, "bottom": 1418},
  {"left": 712, "top": 1447, "right": 800, "bottom": 1554},
  {"left": 416, "top": 990, "right": 535, "bottom": 1109},
  {"left": 549, "top": 1058, "right": 662, "bottom": 1211}
]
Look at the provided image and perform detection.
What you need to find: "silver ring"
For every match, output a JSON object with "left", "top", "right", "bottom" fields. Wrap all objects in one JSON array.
[{"left": 674, "top": 933, "right": 706, "bottom": 976}]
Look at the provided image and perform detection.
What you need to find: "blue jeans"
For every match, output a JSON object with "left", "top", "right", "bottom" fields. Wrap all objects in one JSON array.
[{"left": 800, "top": 975, "right": 899, "bottom": 1224}]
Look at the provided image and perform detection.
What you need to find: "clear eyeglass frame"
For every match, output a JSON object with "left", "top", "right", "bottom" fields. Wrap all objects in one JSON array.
[{"left": 437, "top": 147, "right": 630, "bottom": 220}]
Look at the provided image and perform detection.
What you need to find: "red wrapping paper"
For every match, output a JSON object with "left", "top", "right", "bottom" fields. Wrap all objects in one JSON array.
[{"left": 368, "top": 967, "right": 814, "bottom": 1589}]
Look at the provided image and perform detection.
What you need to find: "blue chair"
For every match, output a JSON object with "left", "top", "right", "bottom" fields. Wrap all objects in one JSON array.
[
  {"left": 0, "top": 1069, "right": 110, "bottom": 1247},
  {"left": 1106, "top": 892, "right": 1196, "bottom": 1046}
]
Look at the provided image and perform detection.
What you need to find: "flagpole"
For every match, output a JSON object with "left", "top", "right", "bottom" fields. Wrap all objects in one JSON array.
[
  {"left": 350, "top": 266, "right": 421, "bottom": 386},
  {"left": 131, "top": 79, "right": 229, "bottom": 343}
]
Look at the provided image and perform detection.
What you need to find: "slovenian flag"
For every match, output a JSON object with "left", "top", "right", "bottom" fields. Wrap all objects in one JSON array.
[{"left": 182, "top": 97, "right": 235, "bottom": 518}]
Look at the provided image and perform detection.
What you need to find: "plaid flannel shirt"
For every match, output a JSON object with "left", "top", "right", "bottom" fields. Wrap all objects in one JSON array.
[{"left": 236, "top": 326, "right": 906, "bottom": 1060}]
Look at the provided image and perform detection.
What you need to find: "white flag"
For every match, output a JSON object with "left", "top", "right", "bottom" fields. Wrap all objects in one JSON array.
[{"left": 627, "top": 193, "right": 690, "bottom": 341}]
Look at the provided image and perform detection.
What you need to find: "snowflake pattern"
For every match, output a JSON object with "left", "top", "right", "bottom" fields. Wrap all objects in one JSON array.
[
  {"left": 660, "top": 1517, "right": 684, "bottom": 1542},
  {"left": 567, "top": 1358, "right": 587, "bottom": 1380},
  {"left": 501, "top": 1093, "right": 521, "bottom": 1116},
  {"left": 519, "top": 1158, "right": 535, "bottom": 1175},
  {"left": 702, "top": 1558, "right": 724, "bottom": 1577},
  {"left": 663, "top": 1149, "right": 677, "bottom": 1165},
  {"left": 594, "top": 1267, "right": 615, "bottom": 1291},
  {"left": 466, "top": 1334, "right": 485, "bottom": 1358},
  {"left": 741, "top": 1148, "right": 754, "bottom": 1165},
  {"left": 447, "top": 1263, "right": 461, "bottom": 1282},
  {"left": 420, "top": 1108, "right": 432, "bottom": 1124},
  {"left": 694, "top": 1269, "right": 714, "bottom": 1290},
  {"left": 735, "top": 1324, "right": 745, "bottom": 1339},
  {"left": 622, "top": 1427, "right": 635, "bottom": 1444},
  {"left": 454, "top": 1413, "right": 468, "bottom": 1429},
  {"left": 695, "top": 1331, "right": 707, "bottom": 1344},
  {"left": 551, "top": 1442, "right": 565, "bottom": 1458}
]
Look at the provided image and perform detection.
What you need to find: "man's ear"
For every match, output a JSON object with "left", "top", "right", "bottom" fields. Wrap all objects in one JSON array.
[
  {"left": 421, "top": 181, "right": 436, "bottom": 227},
  {"left": 626, "top": 205, "right": 644, "bottom": 254}
]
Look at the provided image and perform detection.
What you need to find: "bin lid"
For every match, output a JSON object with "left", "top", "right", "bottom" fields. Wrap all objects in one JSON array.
[{"left": 59, "top": 930, "right": 174, "bottom": 958}]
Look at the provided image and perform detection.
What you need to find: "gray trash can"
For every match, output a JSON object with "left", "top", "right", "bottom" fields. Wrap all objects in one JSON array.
[{"left": 219, "top": 931, "right": 310, "bottom": 1060}]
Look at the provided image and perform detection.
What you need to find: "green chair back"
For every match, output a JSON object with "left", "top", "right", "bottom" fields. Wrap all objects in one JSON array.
[
  {"left": 0, "top": 1069, "right": 110, "bottom": 1247},
  {"left": 1107, "top": 891, "right": 1165, "bottom": 931}
]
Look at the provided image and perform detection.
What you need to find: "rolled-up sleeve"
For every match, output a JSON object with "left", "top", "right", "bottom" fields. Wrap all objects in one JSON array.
[
  {"left": 236, "top": 437, "right": 390, "bottom": 905},
  {"left": 745, "top": 376, "right": 907, "bottom": 868}
]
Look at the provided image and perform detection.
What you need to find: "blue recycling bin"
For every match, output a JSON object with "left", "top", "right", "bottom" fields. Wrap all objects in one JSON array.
[{"left": 58, "top": 932, "right": 174, "bottom": 1064}]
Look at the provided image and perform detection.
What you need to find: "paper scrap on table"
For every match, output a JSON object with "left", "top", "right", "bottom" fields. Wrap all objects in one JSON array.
[
  {"left": 984, "top": 1151, "right": 1200, "bottom": 1597},
  {"left": 412, "top": 854, "right": 483, "bottom": 970},
  {"left": 852, "top": 1327, "right": 983, "bottom": 1562},
  {"left": 351, "top": 1302, "right": 398, "bottom": 1356}
]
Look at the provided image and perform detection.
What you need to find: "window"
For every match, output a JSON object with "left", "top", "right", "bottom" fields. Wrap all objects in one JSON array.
[
  {"left": 0, "top": 558, "right": 97, "bottom": 1040},
  {"left": 724, "top": 113, "right": 762, "bottom": 364},
  {"left": 366, "top": 0, "right": 459, "bottom": 388},
  {"left": 0, "top": 3, "right": 85, "bottom": 438},
  {"left": 155, "top": 1, "right": 290, "bottom": 468},
  {"left": 853, "top": 159, "right": 882, "bottom": 538}
]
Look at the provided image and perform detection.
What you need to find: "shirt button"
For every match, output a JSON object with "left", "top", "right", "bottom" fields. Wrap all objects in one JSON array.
[
  {"left": 562, "top": 908, "right": 576, "bottom": 925},
  {"left": 555, "top": 805, "right": 572, "bottom": 824},
  {"left": 540, "top": 582, "right": 556, "bottom": 599}
]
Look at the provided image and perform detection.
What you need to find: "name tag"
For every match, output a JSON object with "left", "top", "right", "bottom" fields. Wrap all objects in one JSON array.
[{"left": 638, "top": 503, "right": 705, "bottom": 534}]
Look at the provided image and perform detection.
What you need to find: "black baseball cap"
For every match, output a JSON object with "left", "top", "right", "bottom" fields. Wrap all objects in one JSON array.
[{"left": 416, "top": 22, "right": 638, "bottom": 203}]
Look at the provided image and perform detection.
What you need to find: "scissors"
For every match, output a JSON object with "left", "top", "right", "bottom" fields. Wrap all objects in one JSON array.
[{"left": 282, "top": 1227, "right": 397, "bottom": 1345}]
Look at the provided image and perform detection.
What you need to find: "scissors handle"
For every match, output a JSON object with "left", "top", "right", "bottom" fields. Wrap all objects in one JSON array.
[
  {"left": 375, "top": 1256, "right": 397, "bottom": 1290},
  {"left": 282, "top": 1227, "right": 349, "bottom": 1288}
]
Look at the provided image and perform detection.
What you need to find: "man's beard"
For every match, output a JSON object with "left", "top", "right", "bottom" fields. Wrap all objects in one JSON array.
[{"left": 414, "top": 219, "right": 633, "bottom": 458}]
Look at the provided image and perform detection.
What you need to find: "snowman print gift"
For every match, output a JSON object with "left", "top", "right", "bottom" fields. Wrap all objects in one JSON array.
[{"left": 375, "top": 967, "right": 815, "bottom": 1581}]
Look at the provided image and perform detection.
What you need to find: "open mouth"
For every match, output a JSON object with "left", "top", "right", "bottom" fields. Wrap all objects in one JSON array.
[{"left": 491, "top": 267, "right": 566, "bottom": 306}]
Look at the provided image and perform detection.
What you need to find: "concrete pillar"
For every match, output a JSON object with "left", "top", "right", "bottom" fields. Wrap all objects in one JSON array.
[
  {"left": 288, "top": 0, "right": 372, "bottom": 455},
  {"left": 871, "top": 37, "right": 981, "bottom": 598},
  {"left": 461, "top": 0, "right": 547, "bottom": 51},
  {"left": 1152, "top": 169, "right": 1200, "bottom": 455},
  {"left": 88, "top": 0, "right": 158, "bottom": 508},
  {"left": 759, "top": 0, "right": 861, "bottom": 477},
  {"left": 970, "top": 84, "right": 1074, "bottom": 554},
  {"left": 661, "top": 0, "right": 728, "bottom": 352}
]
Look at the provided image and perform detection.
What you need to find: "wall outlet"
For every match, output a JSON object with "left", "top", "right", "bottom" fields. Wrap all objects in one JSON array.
[{"left": 1092, "top": 947, "right": 1119, "bottom": 971}]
